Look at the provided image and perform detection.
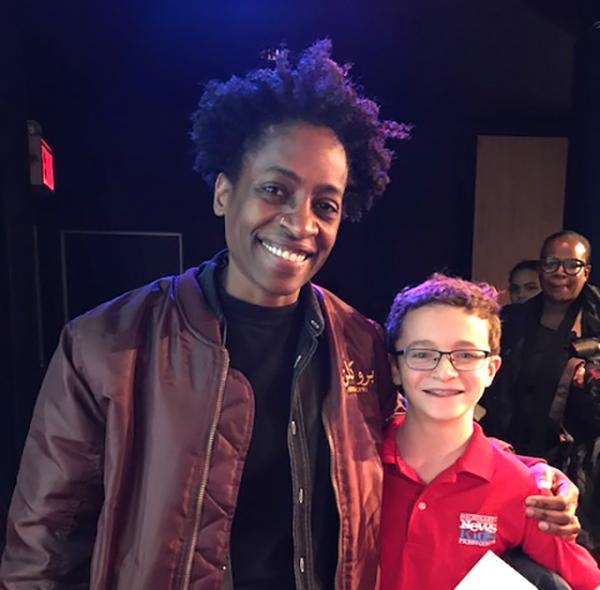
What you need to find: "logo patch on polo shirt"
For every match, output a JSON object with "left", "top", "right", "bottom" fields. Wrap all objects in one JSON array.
[
  {"left": 341, "top": 359, "right": 375, "bottom": 393},
  {"left": 458, "top": 513, "right": 497, "bottom": 547}
]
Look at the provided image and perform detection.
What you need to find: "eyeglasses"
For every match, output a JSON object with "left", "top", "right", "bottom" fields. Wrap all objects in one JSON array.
[
  {"left": 540, "top": 257, "right": 587, "bottom": 276},
  {"left": 392, "top": 348, "right": 492, "bottom": 371}
]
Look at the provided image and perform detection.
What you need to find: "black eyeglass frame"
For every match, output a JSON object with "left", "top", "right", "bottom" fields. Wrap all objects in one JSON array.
[
  {"left": 391, "top": 348, "right": 492, "bottom": 371},
  {"left": 540, "top": 257, "right": 589, "bottom": 276}
]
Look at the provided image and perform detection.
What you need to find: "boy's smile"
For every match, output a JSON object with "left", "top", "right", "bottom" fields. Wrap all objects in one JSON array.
[{"left": 391, "top": 305, "right": 501, "bottom": 424}]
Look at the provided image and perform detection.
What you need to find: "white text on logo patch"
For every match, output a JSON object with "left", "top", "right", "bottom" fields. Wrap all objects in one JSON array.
[{"left": 458, "top": 513, "right": 498, "bottom": 547}]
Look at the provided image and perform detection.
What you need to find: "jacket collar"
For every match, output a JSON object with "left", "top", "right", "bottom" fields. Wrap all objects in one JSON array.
[
  {"left": 176, "top": 250, "right": 325, "bottom": 345},
  {"left": 506, "top": 282, "right": 600, "bottom": 341}
]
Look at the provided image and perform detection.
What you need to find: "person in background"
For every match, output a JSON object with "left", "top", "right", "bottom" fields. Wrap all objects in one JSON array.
[
  {"left": 509, "top": 259, "right": 541, "bottom": 304},
  {"left": 483, "top": 230, "right": 600, "bottom": 562}
]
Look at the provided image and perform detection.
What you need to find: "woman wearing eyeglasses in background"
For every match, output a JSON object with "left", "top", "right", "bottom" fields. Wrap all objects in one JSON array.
[{"left": 481, "top": 229, "right": 600, "bottom": 564}]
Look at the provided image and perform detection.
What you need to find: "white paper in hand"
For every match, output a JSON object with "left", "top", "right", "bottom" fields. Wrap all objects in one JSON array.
[{"left": 454, "top": 550, "right": 538, "bottom": 590}]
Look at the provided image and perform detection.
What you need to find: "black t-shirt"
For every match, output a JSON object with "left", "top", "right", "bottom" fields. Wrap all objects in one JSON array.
[{"left": 220, "top": 288, "right": 303, "bottom": 589}]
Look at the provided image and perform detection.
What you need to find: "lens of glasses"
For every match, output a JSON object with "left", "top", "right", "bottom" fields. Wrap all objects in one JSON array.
[
  {"left": 563, "top": 259, "right": 585, "bottom": 275},
  {"left": 541, "top": 257, "right": 560, "bottom": 273}
]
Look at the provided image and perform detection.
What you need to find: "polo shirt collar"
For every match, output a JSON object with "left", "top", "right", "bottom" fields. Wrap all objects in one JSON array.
[
  {"left": 381, "top": 415, "right": 495, "bottom": 483},
  {"left": 454, "top": 422, "right": 494, "bottom": 482}
]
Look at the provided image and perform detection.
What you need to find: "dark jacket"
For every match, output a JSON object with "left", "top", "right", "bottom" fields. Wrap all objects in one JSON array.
[
  {"left": 482, "top": 283, "right": 600, "bottom": 450},
  {"left": 0, "top": 258, "right": 396, "bottom": 589}
]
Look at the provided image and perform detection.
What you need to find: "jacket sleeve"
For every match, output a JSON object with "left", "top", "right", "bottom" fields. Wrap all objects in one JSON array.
[
  {"left": 369, "top": 320, "right": 399, "bottom": 420},
  {"left": 565, "top": 365, "right": 600, "bottom": 440},
  {"left": 0, "top": 323, "right": 106, "bottom": 589}
]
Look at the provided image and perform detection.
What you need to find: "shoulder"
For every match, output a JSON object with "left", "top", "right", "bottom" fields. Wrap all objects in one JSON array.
[
  {"left": 500, "top": 295, "right": 541, "bottom": 344},
  {"left": 502, "top": 295, "right": 539, "bottom": 324},
  {"left": 67, "top": 268, "right": 204, "bottom": 349},
  {"left": 312, "top": 283, "right": 382, "bottom": 334},
  {"left": 584, "top": 282, "right": 600, "bottom": 301},
  {"left": 488, "top": 441, "right": 539, "bottom": 491},
  {"left": 583, "top": 283, "right": 600, "bottom": 318}
]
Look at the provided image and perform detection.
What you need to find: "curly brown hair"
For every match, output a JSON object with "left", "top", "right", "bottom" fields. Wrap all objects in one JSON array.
[
  {"left": 385, "top": 273, "right": 501, "bottom": 355},
  {"left": 190, "top": 39, "right": 410, "bottom": 221}
]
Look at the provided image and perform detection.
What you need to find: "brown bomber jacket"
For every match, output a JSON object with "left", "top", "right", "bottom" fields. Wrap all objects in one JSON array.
[{"left": 0, "top": 261, "right": 395, "bottom": 590}]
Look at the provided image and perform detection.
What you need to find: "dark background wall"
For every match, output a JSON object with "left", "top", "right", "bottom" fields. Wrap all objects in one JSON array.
[
  {"left": 10, "top": 0, "right": 588, "bottom": 310},
  {"left": 2, "top": 0, "right": 600, "bottom": 544}
]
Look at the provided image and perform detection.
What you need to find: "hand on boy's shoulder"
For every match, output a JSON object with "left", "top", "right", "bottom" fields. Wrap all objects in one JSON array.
[
  {"left": 524, "top": 464, "right": 581, "bottom": 540},
  {"left": 487, "top": 444, "right": 581, "bottom": 539}
]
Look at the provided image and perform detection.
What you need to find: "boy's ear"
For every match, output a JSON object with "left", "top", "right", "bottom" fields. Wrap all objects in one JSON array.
[
  {"left": 484, "top": 355, "right": 502, "bottom": 387},
  {"left": 388, "top": 353, "right": 403, "bottom": 387},
  {"left": 213, "top": 173, "right": 233, "bottom": 217}
]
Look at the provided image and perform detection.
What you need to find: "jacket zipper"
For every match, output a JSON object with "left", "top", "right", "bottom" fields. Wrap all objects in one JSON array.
[
  {"left": 289, "top": 346, "right": 316, "bottom": 590},
  {"left": 323, "top": 410, "right": 344, "bottom": 590},
  {"left": 180, "top": 352, "right": 230, "bottom": 589}
]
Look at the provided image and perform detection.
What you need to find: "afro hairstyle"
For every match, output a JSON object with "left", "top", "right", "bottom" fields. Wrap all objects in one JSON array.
[{"left": 190, "top": 39, "right": 410, "bottom": 221}]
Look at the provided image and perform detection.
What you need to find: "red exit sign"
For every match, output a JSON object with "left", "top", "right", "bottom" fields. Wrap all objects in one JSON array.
[
  {"left": 41, "top": 139, "right": 55, "bottom": 191},
  {"left": 28, "top": 120, "right": 55, "bottom": 193}
]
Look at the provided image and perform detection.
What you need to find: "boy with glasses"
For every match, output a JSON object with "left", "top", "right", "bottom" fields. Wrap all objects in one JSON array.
[{"left": 381, "top": 274, "right": 600, "bottom": 589}]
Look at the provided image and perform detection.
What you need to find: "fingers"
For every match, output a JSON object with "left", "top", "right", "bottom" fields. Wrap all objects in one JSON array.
[
  {"left": 525, "top": 494, "right": 567, "bottom": 513},
  {"left": 525, "top": 510, "right": 581, "bottom": 540},
  {"left": 529, "top": 462, "right": 554, "bottom": 491},
  {"left": 572, "top": 364, "right": 586, "bottom": 387},
  {"left": 529, "top": 463, "right": 579, "bottom": 514},
  {"left": 556, "top": 479, "right": 580, "bottom": 515}
]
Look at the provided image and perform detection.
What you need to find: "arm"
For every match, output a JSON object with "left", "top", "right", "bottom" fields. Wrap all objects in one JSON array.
[
  {"left": 565, "top": 363, "right": 600, "bottom": 440},
  {"left": 520, "top": 489, "right": 600, "bottom": 590},
  {"left": 0, "top": 324, "right": 105, "bottom": 588},
  {"left": 490, "top": 438, "right": 580, "bottom": 539}
]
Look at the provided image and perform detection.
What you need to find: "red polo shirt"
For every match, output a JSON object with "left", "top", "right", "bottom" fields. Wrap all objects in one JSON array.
[{"left": 380, "top": 415, "right": 600, "bottom": 590}]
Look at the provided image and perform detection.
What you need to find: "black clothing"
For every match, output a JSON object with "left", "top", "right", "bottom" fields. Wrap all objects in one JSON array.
[
  {"left": 220, "top": 289, "right": 302, "bottom": 589},
  {"left": 503, "top": 548, "right": 571, "bottom": 590},
  {"left": 509, "top": 323, "right": 571, "bottom": 456},
  {"left": 208, "top": 263, "right": 340, "bottom": 589},
  {"left": 482, "top": 285, "right": 600, "bottom": 454}
]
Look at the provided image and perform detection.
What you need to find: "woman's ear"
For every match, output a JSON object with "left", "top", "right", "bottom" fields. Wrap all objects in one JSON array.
[{"left": 213, "top": 173, "right": 232, "bottom": 216}]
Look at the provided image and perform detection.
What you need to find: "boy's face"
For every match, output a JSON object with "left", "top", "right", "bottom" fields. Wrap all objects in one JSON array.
[
  {"left": 213, "top": 122, "right": 348, "bottom": 307},
  {"left": 390, "top": 304, "right": 501, "bottom": 424}
]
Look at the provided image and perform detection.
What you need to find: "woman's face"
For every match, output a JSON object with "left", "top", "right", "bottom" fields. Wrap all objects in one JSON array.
[{"left": 213, "top": 122, "right": 348, "bottom": 307}]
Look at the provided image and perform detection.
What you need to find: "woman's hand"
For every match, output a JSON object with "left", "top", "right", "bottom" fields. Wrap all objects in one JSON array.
[{"left": 525, "top": 463, "right": 580, "bottom": 540}]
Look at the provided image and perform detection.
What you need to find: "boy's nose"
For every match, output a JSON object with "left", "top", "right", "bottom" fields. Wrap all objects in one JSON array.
[{"left": 431, "top": 354, "right": 459, "bottom": 378}]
